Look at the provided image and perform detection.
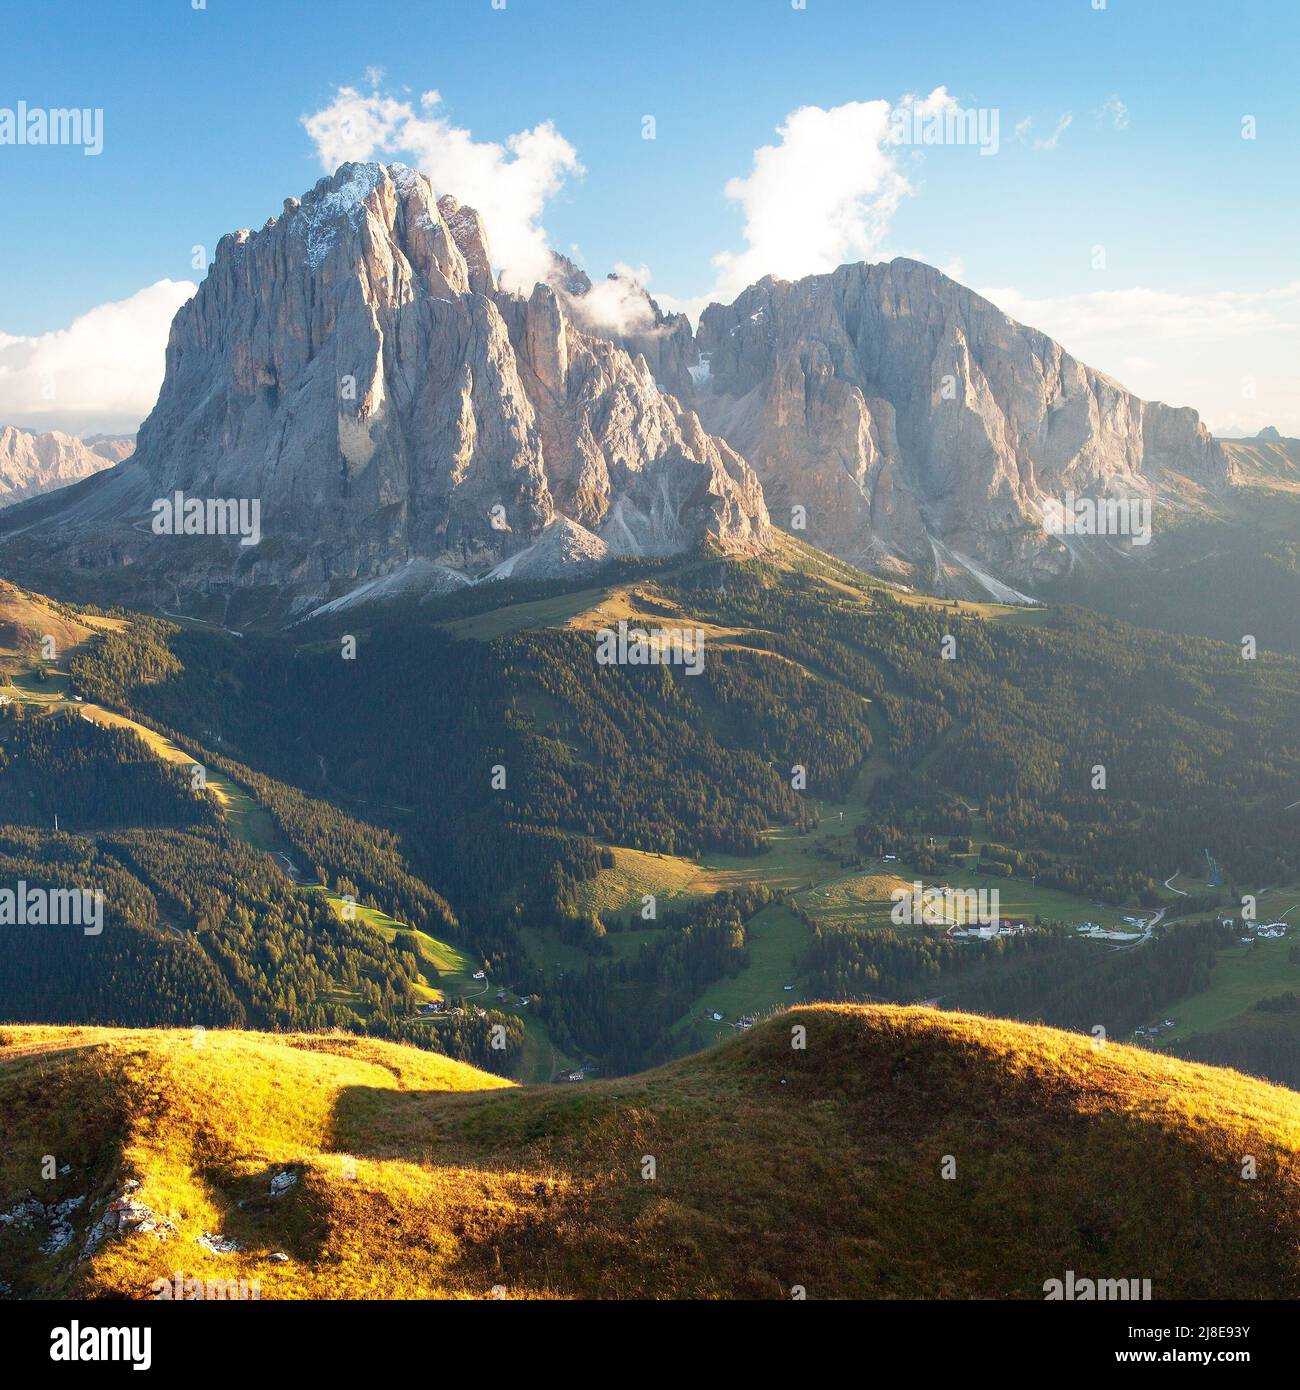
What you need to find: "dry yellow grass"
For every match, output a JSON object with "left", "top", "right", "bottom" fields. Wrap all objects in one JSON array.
[
  {"left": 3, "top": 1008, "right": 1299, "bottom": 1300},
  {"left": 807, "top": 869, "right": 916, "bottom": 910},
  {"left": 572, "top": 846, "right": 755, "bottom": 918},
  {"left": 73, "top": 703, "right": 242, "bottom": 801},
  {"left": 0, "top": 580, "right": 96, "bottom": 664}
]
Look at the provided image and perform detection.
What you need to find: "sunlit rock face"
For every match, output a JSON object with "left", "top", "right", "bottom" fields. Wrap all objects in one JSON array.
[
  {"left": 683, "top": 258, "right": 1229, "bottom": 585},
  {"left": 1, "top": 163, "right": 768, "bottom": 613}
]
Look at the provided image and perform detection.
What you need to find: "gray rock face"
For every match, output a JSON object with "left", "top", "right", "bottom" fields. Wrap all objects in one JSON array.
[
  {"left": 561, "top": 259, "right": 1234, "bottom": 590},
  {"left": 485, "top": 515, "right": 609, "bottom": 581},
  {"left": 0, "top": 163, "right": 768, "bottom": 614},
  {"left": 552, "top": 267, "right": 700, "bottom": 401},
  {"left": 682, "top": 260, "right": 1231, "bottom": 583},
  {"left": 0, "top": 426, "right": 131, "bottom": 507},
  {"left": 1, "top": 175, "right": 1235, "bottom": 610}
]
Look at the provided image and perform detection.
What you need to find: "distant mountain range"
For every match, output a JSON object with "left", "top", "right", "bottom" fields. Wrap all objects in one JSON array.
[
  {"left": 0, "top": 162, "right": 1273, "bottom": 619},
  {"left": 0, "top": 426, "right": 133, "bottom": 508}
]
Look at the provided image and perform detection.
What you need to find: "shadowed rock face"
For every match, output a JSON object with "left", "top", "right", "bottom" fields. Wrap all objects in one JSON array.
[{"left": 0, "top": 163, "right": 769, "bottom": 614}]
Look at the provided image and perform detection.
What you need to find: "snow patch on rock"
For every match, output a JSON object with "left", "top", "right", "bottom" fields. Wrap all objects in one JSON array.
[{"left": 297, "top": 163, "right": 384, "bottom": 270}]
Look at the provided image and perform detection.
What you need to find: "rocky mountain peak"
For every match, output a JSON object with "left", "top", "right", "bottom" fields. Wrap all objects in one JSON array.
[
  {"left": 0, "top": 426, "right": 131, "bottom": 508},
  {"left": 436, "top": 192, "right": 496, "bottom": 295},
  {"left": 686, "top": 256, "right": 1232, "bottom": 588},
  {"left": 0, "top": 168, "right": 1242, "bottom": 614},
  {"left": 546, "top": 251, "right": 593, "bottom": 298},
  {"left": 1, "top": 162, "right": 769, "bottom": 618}
]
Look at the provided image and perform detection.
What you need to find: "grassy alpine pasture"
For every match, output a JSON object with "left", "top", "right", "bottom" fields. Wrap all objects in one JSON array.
[
  {"left": 569, "top": 800, "right": 865, "bottom": 923},
  {"left": 4, "top": 1006, "right": 1300, "bottom": 1300},
  {"left": 799, "top": 855, "right": 1137, "bottom": 934},
  {"left": 572, "top": 814, "right": 1136, "bottom": 939},
  {"left": 0, "top": 580, "right": 126, "bottom": 691},
  {"left": 1151, "top": 934, "right": 1300, "bottom": 1045},
  {"left": 76, "top": 704, "right": 282, "bottom": 851},
  {"left": 0, "top": 579, "right": 96, "bottom": 663},
  {"left": 440, "top": 583, "right": 622, "bottom": 641},
  {"left": 310, "top": 888, "right": 481, "bottom": 1004},
  {"left": 670, "top": 903, "right": 811, "bottom": 1043},
  {"left": 440, "top": 533, "right": 1037, "bottom": 652}
]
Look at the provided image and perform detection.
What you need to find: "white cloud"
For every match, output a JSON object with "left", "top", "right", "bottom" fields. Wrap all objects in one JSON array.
[
  {"left": 1033, "top": 113, "right": 1073, "bottom": 150},
  {"left": 1095, "top": 95, "right": 1129, "bottom": 130},
  {"left": 703, "top": 96, "right": 918, "bottom": 307},
  {"left": 0, "top": 279, "right": 196, "bottom": 435},
  {"left": 301, "top": 88, "right": 413, "bottom": 169},
  {"left": 1010, "top": 111, "right": 1074, "bottom": 150},
  {"left": 659, "top": 89, "right": 967, "bottom": 319},
  {"left": 569, "top": 263, "right": 661, "bottom": 335},
  {"left": 301, "top": 84, "right": 583, "bottom": 293},
  {"left": 983, "top": 281, "right": 1300, "bottom": 346},
  {"left": 979, "top": 280, "right": 1300, "bottom": 434}
]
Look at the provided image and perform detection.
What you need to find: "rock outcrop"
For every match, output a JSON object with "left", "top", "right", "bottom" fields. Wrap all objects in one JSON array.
[
  {"left": 1, "top": 171, "right": 1238, "bottom": 611},
  {"left": 692, "top": 261, "right": 1230, "bottom": 584}
]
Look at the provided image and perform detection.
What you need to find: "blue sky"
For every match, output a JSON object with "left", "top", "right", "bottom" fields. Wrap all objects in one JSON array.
[{"left": 2, "top": 0, "right": 1297, "bottom": 434}]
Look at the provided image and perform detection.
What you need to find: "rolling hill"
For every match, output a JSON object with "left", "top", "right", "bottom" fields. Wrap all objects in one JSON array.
[
  {"left": 3, "top": 1005, "right": 1299, "bottom": 1300},
  {"left": 0, "top": 579, "right": 98, "bottom": 669}
]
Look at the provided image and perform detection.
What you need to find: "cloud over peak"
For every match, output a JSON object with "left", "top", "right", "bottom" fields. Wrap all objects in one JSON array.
[
  {"left": 706, "top": 92, "right": 945, "bottom": 306},
  {"left": 301, "top": 84, "right": 583, "bottom": 293}
]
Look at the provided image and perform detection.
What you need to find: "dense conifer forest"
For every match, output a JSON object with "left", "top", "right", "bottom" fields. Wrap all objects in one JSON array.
[{"left": 0, "top": 554, "right": 1289, "bottom": 1076}]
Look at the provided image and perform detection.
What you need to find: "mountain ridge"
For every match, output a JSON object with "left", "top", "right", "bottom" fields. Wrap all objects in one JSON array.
[
  {"left": 5, "top": 1005, "right": 1300, "bottom": 1300},
  {"left": 0, "top": 426, "right": 133, "bottom": 508},
  {"left": 576, "top": 256, "right": 1233, "bottom": 589},
  {"left": 0, "top": 162, "right": 1259, "bottom": 620},
  {"left": 0, "top": 163, "right": 769, "bottom": 618}
]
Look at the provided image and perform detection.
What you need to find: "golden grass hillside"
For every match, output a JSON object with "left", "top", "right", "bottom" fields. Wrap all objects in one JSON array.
[
  {"left": 0, "top": 580, "right": 96, "bottom": 665},
  {"left": 2, "top": 1006, "right": 1299, "bottom": 1300}
]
